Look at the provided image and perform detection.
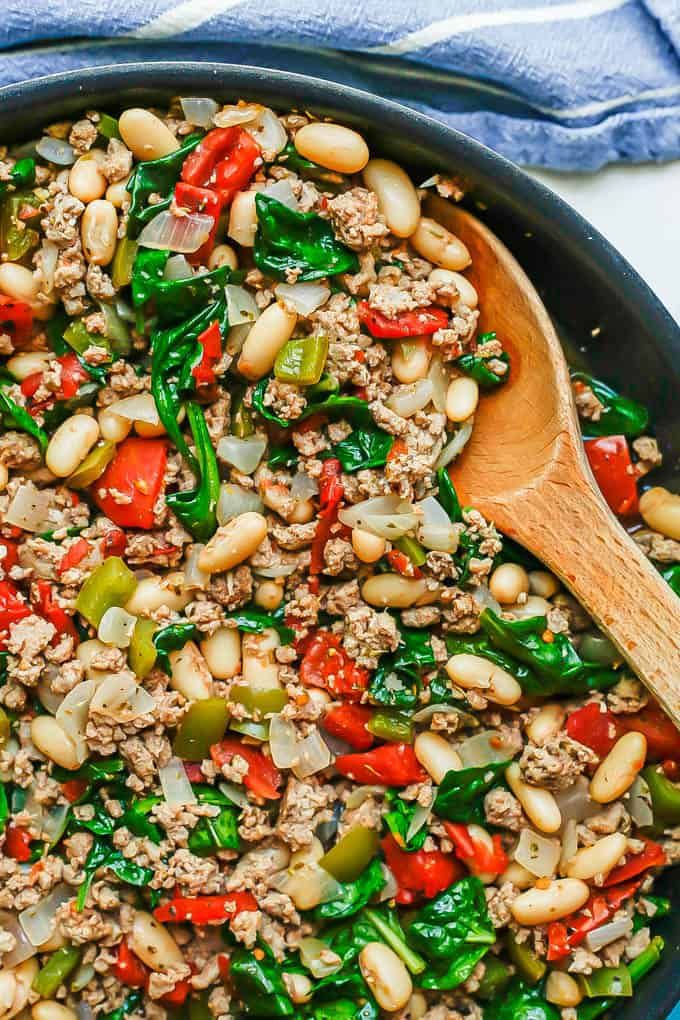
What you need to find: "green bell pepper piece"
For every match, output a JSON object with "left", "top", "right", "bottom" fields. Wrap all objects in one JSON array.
[
  {"left": 366, "top": 708, "right": 414, "bottom": 743},
  {"left": 274, "top": 335, "right": 329, "bottom": 385},
  {"left": 0, "top": 191, "right": 40, "bottom": 261},
  {"left": 96, "top": 113, "right": 121, "bottom": 140},
  {"left": 0, "top": 158, "right": 36, "bottom": 198},
  {"left": 0, "top": 386, "right": 48, "bottom": 453},
  {"left": 112, "top": 237, "right": 139, "bottom": 289},
  {"left": 63, "top": 318, "right": 111, "bottom": 358},
  {"left": 579, "top": 965, "right": 632, "bottom": 998},
  {"left": 0, "top": 707, "right": 9, "bottom": 749},
  {"left": 125, "top": 133, "right": 202, "bottom": 235},
  {"left": 476, "top": 955, "right": 512, "bottom": 1000},
  {"left": 576, "top": 936, "right": 663, "bottom": 1020},
  {"left": 128, "top": 617, "right": 158, "bottom": 678},
  {"left": 32, "top": 945, "right": 81, "bottom": 998},
  {"left": 507, "top": 930, "right": 546, "bottom": 985},
  {"left": 165, "top": 401, "right": 220, "bottom": 542},
  {"left": 75, "top": 556, "right": 137, "bottom": 627},
  {"left": 571, "top": 371, "right": 649, "bottom": 438},
  {"left": 254, "top": 194, "right": 359, "bottom": 282},
  {"left": 320, "top": 826, "right": 380, "bottom": 883},
  {"left": 230, "top": 718, "right": 269, "bottom": 741},
  {"left": 229, "top": 682, "right": 288, "bottom": 717},
  {"left": 642, "top": 764, "right": 680, "bottom": 825},
  {"left": 394, "top": 535, "right": 427, "bottom": 567},
  {"left": 66, "top": 440, "right": 116, "bottom": 489},
  {"left": 173, "top": 697, "right": 231, "bottom": 761},
  {"left": 660, "top": 564, "right": 680, "bottom": 598}
]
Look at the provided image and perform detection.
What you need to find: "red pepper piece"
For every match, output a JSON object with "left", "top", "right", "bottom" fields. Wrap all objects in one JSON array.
[
  {"left": 22, "top": 352, "right": 91, "bottom": 406},
  {"left": 182, "top": 762, "right": 205, "bottom": 784},
  {"left": 0, "top": 538, "right": 19, "bottom": 573},
  {"left": 57, "top": 538, "right": 91, "bottom": 576},
  {"left": 160, "top": 977, "right": 191, "bottom": 1007},
  {"left": 210, "top": 739, "right": 282, "bottom": 800},
  {"left": 584, "top": 435, "right": 639, "bottom": 517},
  {"left": 358, "top": 301, "right": 449, "bottom": 339},
  {"left": 154, "top": 892, "right": 258, "bottom": 925},
  {"left": 603, "top": 838, "right": 666, "bottom": 887},
  {"left": 335, "top": 743, "right": 427, "bottom": 786},
  {"left": 443, "top": 822, "right": 508, "bottom": 878},
  {"left": 212, "top": 130, "right": 261, "bottom": 204},
  {"left": 112, "top": 940, "right": 149, "bottom": 988},
  {"left": 0, "top": 579, "right": 31, "bottom": 649},
  {"left": 217, "top": 954, "right": 231, "bottom": 982},
  {"left": 546, "top": 878, "right": 642, "bottom": 961},
  {"left": 61, "top": 779, "right": 89, "bottom": 803},
  {"left": 34, "top": 580, "right": 78, "bottom": 643},
  {"left": 566, "top": 702, "right": 619, "bottom": 758},
  {"left": 381, "top": 833, "right": 462, "bottom": 903},
  {"left": 191, "top": 319, "right": 223, "bottom": 387},
  {"left": 181, "top": 127, "right": 260, "bottom": 204},
  {"left": 174, "top": 181, "right": 223, "bottom": 265},
  {"left": 5, "top": 824, "right": 33, "bottom": 861},
  {"left": 0, "top": 294, "right": 33, "bottom": 348},
  {"left": 323, "top": 703, "right": 375, "bottom": 751},
  {"left": 94, "top": 438, "right": 168, "bottom": 530},
  {"left": 386, "top": 549, "right": 423, "bottom": 579},
  {"left": 299, "top": 630, "right": 370, "bottom": 703},
  {"left": 310, "top": 459, "right": 344, "bottom": 575},
  {"left": 616, "top": 703, "right": 680, "bottom": 762},
  {"left": 101, "top": 528, "right": 127, "bottom": 558}
]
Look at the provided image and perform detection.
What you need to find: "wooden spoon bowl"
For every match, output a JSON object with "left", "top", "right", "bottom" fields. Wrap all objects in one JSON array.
[{"left": 426, "top": 195, "right": 680, "bottom": 722}]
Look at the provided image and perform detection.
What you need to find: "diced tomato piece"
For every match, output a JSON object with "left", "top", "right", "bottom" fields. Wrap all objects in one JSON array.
[
  {"left": 5, "top": 825, "right": 33, "bottom": 861},
  {"left": 584, "top": 435, "right": 639, "bottom": 517},
  {"left": 323, "top": 703, "right": 374, "bottom": 751},
  {"left": 299, "top": 630, "right": 370, "bottom": 703},
  {"left": 381, "top": 834, "right": 463, "bottom": 903},
  {"left": 0, "top": 294, "right": 33, "bottom": 347},
  {"left": 617, "top": 703, "right": 680, "bottom": 762},
  {"left": 566, "top": 702, "right": 619, "bottom": 758},
  {"left": 94, "top": 438, "right": 168, "bottom": 530},
  {"left": 210, "top": 739, "right": 282, "bottom": 799}
]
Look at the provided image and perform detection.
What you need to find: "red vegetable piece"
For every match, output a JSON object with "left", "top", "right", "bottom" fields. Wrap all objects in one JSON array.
[
  {"left": 0, "top": 294, "right": 33, "bottom": 348},
  {"left": 4, "top": 824, "right": 32, "bottom": 862},
  {"left": 112, "top": 940, "right": 149, "bottom": 988},
  {"left": 0, "top": 579, "right": 31, "bottom": 649},
  {"left": 310, "top": 459, "right": 344, "bottom": 575},
  {"left": 335, "top": 743, "right": 427, "bottom": 786},
  {"left": 322, "top": 704, "right": 375, "bottom": 751},
  {"left": 603, "top": 838, "right": 666, "bottom": 887},
  {"left": 210, "top": 738, "right": 282, "bottom": 800},
  {"left": 57, "top": 538, "right": 91, "bottom": 576},
  {"left": 566, "top": 702, "right": 619, "bottom": 758},
  {"left": 61, "top": 779, "right": 89, "bottom": 803},
  {"left": 358, "top": 301, "right": 449, "bottom": 339},
  {"left": 174, "top": 181, "right": 223, "bottom": 265},
  {"left": 584, "top": 435, "right": 639, "bottom": 517},
  {"left": 153, "top": 892, "right": 258, "bottom": 925},
  {"left": 192, "top": 319, "right": 223, "bottom": 387},
  {"left": 212, "top": 129, "right": 261, "bottom": 204},
  {"left": 616, "top": 703, "right": 680, "bottom": 762},
  {"left": 0, "top": 539, "right": 19, "bottom": 573},
  {"left": 181, "top": 127, "right": 260, "bottom": 204},
  {"left": 34, "top": 580, "right": 78, "bottom": 642},
  {"left": 381, "top": 833, "right": 462, "bottom": 903},
  {"left": 386, "top": 549, "right": 422, "bottom": 579},
  {"left": 93, "top": 438, "right": 168, "bottom": 530},
  {"left": 546, "top": 878, "right": 642, "bottom": 961},
  {"left": 101, "top": 528, "right": 127, "bottom": 558},
  {"left": 443, "top": 822, "right": 508, "bottom": 878},
  {"left": 299, "top": 630, "right": 369, "bottom": 703}
]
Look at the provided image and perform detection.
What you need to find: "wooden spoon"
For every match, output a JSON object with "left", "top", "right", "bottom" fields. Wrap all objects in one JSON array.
[{"left": 426, "top": 195, "right": 680, "bottom": 723}]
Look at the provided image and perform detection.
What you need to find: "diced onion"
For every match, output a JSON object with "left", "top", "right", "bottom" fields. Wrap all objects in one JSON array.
[
  {"left": 458, "top": 730, "right": 512, "bottom": 768},
  {"left": 345, "top": 785, "right": 386, "bottom": 810},
  {"left": 56, "top": 681, "right": 94, "bottom": 745},
  {"left": 5, "top": 482, "right": 59, "bottom": 533},
  {"left": 138, "top": 210, "right": 213, "bottom": 254},
  {"left": 216, "top": 482, "right": 264, "bottom": 524},
  {"left": 163, "top": 253, "right": 193, "bottom": 280},
  {"left": 38, "top": 241, "right": 59, "bottom": 294},
  {"left": 435, "top": 423, "right": 473, "bottom": 469},
  {"left": 419, "top": 175, "right": 438, "bottom": 188},
  {"left": 226, "top": 322, "right": 252, "bottom": 358},
  {"left": 218, "top": 781, "right": 250, "bottom": 808},
  {"left": 419, "top": 523, "right": 459, "bottom": 552},
  {"left": 406, "top": 803, "right": 430, "bottom": 843},
  {"left": 585, "top": 916, "right": 633, "bottom": 952},
  {"left": 274, "top": 280, "right": 330, "bottom": 317},
  {"left": 299, "top": 936, "right": 342, "bottom": 978},
  {"left": 225, "top": 284, "right": 260, "bottom": 326},
  {"left": 180, "top": 97, "right": 219, "bottom": 127},
  {"left": 254, "top": 563, "right": 298, "bottom": 579},
  {"left": 338, "top": 494, "right": 413, "bottom": 529},
  {"left": 108, "top": 392, "right": 160, "bottom": 425},
  {"left": 0, "top": 910, "right": 38, "bottom": 967},
  {"left": 559, "top": 818, "right": 578, "bottom": 875},
  {"left": 555, "top": 776, "right": 599, "bottom": 824},
  {"left": 36, "top": 136, "right": 76, "bottom": 166},
  {"left": 246, "top": 108, "right": 288, "bottom": 159},
  {"left": 361, "top": 512, "right": 418, "bottom": 540},
  {"left": 19, "top": 884, "right": 72, "bottom": 946},
  {"left": 378, "top": 863, "right": 399, "bottom": 902},
  {"left": 217, "top": 436, "right": 267, "bottom": 475},
  {"left": 471, "top": 585, "right": 502, "bottom": 615},
  {"left": 114, "top": 295, "right": 136, "bottom": 323},
  {"left": 42, "top": 803, "right": 70, "bottom": 847},
  {"left": 263, "top": 178, "right": 299, "bottom": 210},
  {"left": 293, "top": 728, "right": 333, "bottom": 779},
  {"left": 514, "top": 829, "right": 561, "bottom": 878},
  {"left": 214, "top": 103, "right": 261, "bottom": 127},
  {"left": 417, "top": 496, "right": 450, "bottom": 527},
  {"left": 269, "top": 715, "right": 301, "bottom": 769},
  {"left": 627, "top": 775, "right": 654, "bottom": 828},
  {"left": 183, "top": 545, "right": 209, "bottom": 590},
  {"left": 290, "top": 470, "right": 319, "bottom": 500},
  {"left": 428, "top": 354, "right": 450, "bottom": 412},
  {"left": 71, "top": 963, "right": 96, "bottom": 994},
  {"left": 159, "top": 757, "right": 197, "bottom": 807},
  {"left": 98, "top": 606, "right": 137, "bottom": 648},
  {"left": 89, "top": 674, "right": 155, "bottom": 722},
  {"left": 386, "top": 379, "right": 433, "bottom": 418},
  {"left": 37, "top": 671, "right": 63, "bottom": 715}
]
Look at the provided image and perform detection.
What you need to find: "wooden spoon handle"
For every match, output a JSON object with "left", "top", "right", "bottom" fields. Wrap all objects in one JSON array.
[{"left": 516, "top": 477, "right": 680, "bottom": 720}]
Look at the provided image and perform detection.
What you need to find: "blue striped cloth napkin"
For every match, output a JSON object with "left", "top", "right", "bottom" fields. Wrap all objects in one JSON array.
[{"left": 0, "top": 0, "right": 679, "bottom": 169}]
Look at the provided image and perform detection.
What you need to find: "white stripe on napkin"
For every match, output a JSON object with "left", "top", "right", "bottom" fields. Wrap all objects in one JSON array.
[
  {"left": 370, "top": 0, "right": 632, "bottom": 55},
  {"left": 132, "top": 0, "right": 248, "bottom": 40}
]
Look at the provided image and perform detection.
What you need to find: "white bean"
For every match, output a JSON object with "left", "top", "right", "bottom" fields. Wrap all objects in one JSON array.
[
  {"left": 169, "top": 641, "right": 213, "bottom": 700},
  {"left": 565, "top": 832, "right": 628, "bottom": 880},
  {"left": 414, "top": 730, "right": 462, "bottom": 783},
  {"left": 1, "top": 959, "right": 38, "bottom": 1020},
  {"left": 45, "top": 414, "right": 99, "bottom": 477},
  {"left": 32, "top": 1003, "right": 78, "bottom": 1020},
  {"left": 363, "top": 158, "right": 420, "bottom": 237},
  {"left": 545, "top": 971, "right": 583, "bottom": 1008},
  {"left": 128, "top": 911, "right": 184, "bottom": 972},
  {"left": 125, "top": 573, "right": 190, "bottom": 615},
  {"left": 590, "top": 732, "right": 647, "bottom": 804},
  {"left": 359, "top": 942, "right": 412, "bottom": 1013},
  {"left": 106, "top": 176, "right": 131, "bottom": 208},
  {"left": 69, "top": 152, "right": 107, "bottom": 203},
  {"left": 446, "top": 653, "right": 522, "bottom": 707},
  {"left": 228, "top": 190, "right": 258, "bottom": 247},
  {"left": 295, "top": 123, "right": 369, "bottom": 174},
  {"left": 237, "top": 302, "right": 297, "bottom": 380},
  {"left": 254, "top": 580, "right": 284, "bottom": 610},
  {"left": 507, "top": 594, "right": 552, "bottom": 620},
  {"left": 506, "top": 762, "right": 561, "bottom": 834},
  {"left": 428, "top": 267, "right": 479, "bottom": 308},
  {"left": 200, "top": 626, "right": 242, "bottom": 679},
  {"left": 30, "top": 715, "right": 81, "bottom": 770},
  {"left": 351, "top": 527, "right": 386, "bottom": 563},
  {"left": 525, "top": 704, "right": 566, "bottom": 745},
  {"left": 489, "top": 562, "right": 529, "bottom": 605},
  {"left": 0, "top": 263, "right": 39, "bottom": 304},
  {"left": 445, "top": 376, "right": 479, "bottom": 423},
  {"left": 511, "top": 878, "right": 590, "bottom": 926},
  {"left": 6, "top": 351, "right": 52, "bottom": 380},
  {"left": 499, "top": 860, "right": 535, "bottom": 890},
  {"left": 98, "top": 405, "right": 132, "bottom": 442},
  {"left": 639, "top": 486, "right": 680, "bottom": 540},
  {"left": 208, "top": 243, "right": 239, "bottom": 270},
  {"left": 81, "top": 199, "right": 118, "bottom": 266},
  {"left": 119, "top": 109, "right": 179, "bottom": 161},
  {"left": 391, "top": 337, "right": 431, "bottom": 384},
  {"left": 242, "top": 629, "right": 281, "bottom": 689},
  {"left": 198, "top": 511, "right": 268, "bottom": 574},
  {"left": 411, "top": 216, "right": 471, "bottom": 271},
  {"left": 529, "top": 569, "right": 561, "bottom": 598},
  {"left": 361, "top": 573, "right": 428, "bottom": 608}
]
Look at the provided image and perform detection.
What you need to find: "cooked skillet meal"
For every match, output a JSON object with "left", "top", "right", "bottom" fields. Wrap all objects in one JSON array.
[{"left": 0, "top": 97, "right": 679, "bottom": 1020}]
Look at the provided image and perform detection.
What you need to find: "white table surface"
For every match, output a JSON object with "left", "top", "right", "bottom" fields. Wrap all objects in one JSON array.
[{"left": 530, "top": 162, "right": 680, "bottom": 324}]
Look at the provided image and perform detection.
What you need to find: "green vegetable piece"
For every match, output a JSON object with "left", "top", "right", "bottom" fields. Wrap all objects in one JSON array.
[
  {"left": 53, "top": 756, "right": 124, "bottom": 786},
  {"left": 315, "top": 858, "right": 386, "bottom": 921},
  {"left": 72, "top": 796, "right": 116, "bottom": 837},
  {"left": 173, "top": 697, "right": 230, "bottom": 761},
  {"left": 579, "top": 964, "right": 632, "bottom": 998},
  {"left": 96, "top": 113, "right": 121, "bottom": 140},
  {"left": 188, "top": 802, "right": 240, "bottom": 855},
  {"left": 42, "top": 382, "right": 101, "bottom": 433},
  {"left": 254, "top": 194, "right": 359, "bottom": 282},
  {"left": 188, "top": 993, "right": 213, "bottom": 1020},
  {"left": 483, "top": 980, "right": 559, "bottom": 1020},
  {"left": 572, "top": 371, "right": 649, "bottom": 439},
  {"left": 133, "top": 250, "right": 230, "bottom": 325},
  {"left": 75, "top": 556, "right": 137, "bottom": 627},
  {"left": 66, "top": 440, "right": 116, "bottom": 489},
  {"left": 433, "top": 761, "right": 510, "bottom": 825},
  {"left": 507, "top": 929, "right": 546, "bottom": 985},
  {"left": 0, "top": 706, "right": 9, "bottom": 749},
  {"left": 362, "top": 907, "right": 427, "bottom": 975},
  {"left": 368, "top": 627, "right": 434, "bottom": 710},
  {"left": 32, "top": 946, "right": 81, "bottom": 998},
  {"left": 274, "top": 335, "right": 329, "bottom": 385},
  {"left": 383, "top": 791, "right": 428, "bottom": 851},
  {"left": 152, "top": 621, "right": 198, "bottom": 675},
  {"left": 225, "top": 607, "right": 295, "bottom": 645},
  {"left": 475, "top": 955, "right": 512, "bottom": 1000},
  {"left": 576, "top": 936, "right": 663, "bottom": 1020},
  {"left": 394, "top": 535, "right": 427, "bottom": 567},
  {"left": 277, "top": 142, "right": 346, "bottom": 189},
  {"left": 642, "top": 764, "right": 680, "bottom": 825},
  {"left": 578, "top": 631, "right": 620, "bottom": 667},
  {"left": 97, "top": 301, "right": 131, "bottom": 356},
  {"left": 128, "top": 617, "right": 158, "bottom": 678},
  {"left": 229, "top": 948, "right": 294, "bottom": 1017},
  {"left": 121, "top": 795, "right": 163, "bottom": 844},
  {"left": 0, "top": 158, "right": 36, "bottom": 198},
  {"left": 126, "top": 133, "right": 202, "bottom": 235},
  {"left": 0, "top": 192, "right": 40, "bottom": 261},
  {"left": 367, "top": 708, "right": 414, "bottom": 743},
  {"left": 304, "top": 1000, "right": 379, "bottom": 1020},
  {"left": 334, "top": 424, "right": 394, "bottom": 473},
  {"left": 229, "top": 682, "right": 288, "bottom": 717},
  {"left": 253, "top": 378, "right": 372, "bottom": 430},
  {"left": 231, "top": 389, "right": 255, "bottom": 438},
  {"left": 229, "top": 718, "right": 270, "bottom": 741},
  {"left": 0, "top": 783, "right": 8, "bottom": 835},
  {"left": 320, "top": 826, "right": 380, "bottom": 883},
  {"left": 64, "top": 318, "right": 111, "bottom": 358},
  {"left": 437, "top": 466, "right": 463, "bottom": 522},
  {"left": 166, "top": 402, "right": 221, "bottom": 541},
  {"left": 455, "top": 333, "right": 509, "bottom": 389},
  {"left": 77, "top": 837, "right": 154, "bottom": 910},
  {"left": 660, "top": 564, "right": 680, "bottom": 597},
  {"left": 111, "top": 237, "right": 139, "bottom": 289},
  {"left": 102, "top": 990, "right": 143, "bottom": 1020},
  {"left": 0, "top": 386, "right": 48, "bottom": 453}
]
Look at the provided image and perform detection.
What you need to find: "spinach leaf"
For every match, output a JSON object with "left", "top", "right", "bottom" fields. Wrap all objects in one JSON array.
[
  {"left": 188, "top": 803, "right": 240, "bottom": 855},
  {"left": 0, "top": 158, "right": 35, "bottom": 199},
  {"left": 0, "top": 783, "right": 8, "bottom": 835},
  {"left": 268, "top": 445, "right": 299, "bottom": 469},
  {"left": 455, "top": 333, "right": 509, "bottom": 389},
  {"left": 436, "top": 466, "right": 462, "bottom": 522},
  {"left": 53, "top": 756, "right": 124, "bottom": 785},
  {"left": 324, "top": 914, "right": 379, "bottom": 967},
  {"left": 571, "top": 371, "right": 649, "bottom": 439},
  {"left": 72, "top": 796, "right": 116, "bottom": 837},
  {"left": 254, "top": 194, "right": 358, "bottom": 282},
  {"left": 421, "top": 944, "right": 490, "bottom": 991},
  {"left": 483, "top": 980, "right": 559, "bottom": 1020},
  {"left": 334, "top": 426, "right": 393, "bottom": 473},
  {"left": 121, "top": 795, "right": 163, "bottom": 844},
  {"left": 229, "top": 948, "right": 294, "bottom": 1016},
  {"left": 165, "top": 401, "right": 220, "bottom": 542},
  {"left": 314, "top": 858, "right": 386, "bottom": 922},
  {"left": 41, "top": 382, "right": 101, "bottom": 432},
  {"left": 303, "top": 999, "right": 379, "bottom": 1020},
  {"left": 152, "top": 621, "right": 198, "bottom": 674},
  {"left": 102, "top": 990, "right": 144, "bottom": 1020},
  {"left": 130, "top": 248, "right": 168, "bottom": 306},
  {"left": 225, "top": 607, "right": 295, "bottom": 645},
  {"left": 77, "top": 838, "right": 154, "bottom": 910},
  {"left": 369, "top": 627, "right": 434, "bottom": 709},
  {"left": 252, "top": 379, "right": 371, "bottom": 430},
  {"left": 0, "top": 387, "right": 48, "bottom": 452},
  {"left": 383, "top": 791, "right": 428, "bottom": 851},
  {"left": 126, "top": 134, "right": 202, "bottom": 235},
  {"left": 433, "top": 761, "right": 510, "bottom": 825},
  {"left": 661, "top": 564, "right": 680, "bottom": 597},
  {"left": 132, "top": 249, "right": 231, "bottom": 325}
]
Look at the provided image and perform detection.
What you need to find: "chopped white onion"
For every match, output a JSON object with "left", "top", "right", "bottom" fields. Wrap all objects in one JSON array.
[
  {"left": 361, "top": 512, "right": 419, "bottom": 540},
  {"left": 412, "top": 703, "right": 478, "bottom": 726},
  {"left": 89, "top": 673, "right": 155, "bottom": 722},
  {"left": 378, "top": 864, "right": 399, "bottom": 902},
  {"left": 417, "top": 495, "right": 450, "bottom": 527},
  {"left": 435, "top": 423, "right": 473, "bottom": 469},
  {"left": 345, "top": 785, "right": 386, "bottom": 810},
  {"left": 71, "top": 963, "right": 96, "bottom": 994},
  {"left": 163, "top": 253, "right": 193, "bottom": 280},
  {"left": 218, "top": 780, "right": 250, "bottom": 808},
  {"left": 559, "top": 818, "right": 578, "bottom": 875},
  {"left": 214, "top": 103, "right": 261, "bottom": 127},
  {"left": 338, "top": 494, "right": 413, "bottom": 529},
  {"left": 246, "top": 108, "right": 288, "bottom": 159},
  {"left": 292, "top": 728, "right": 333, "bottom": 779},
  {"left": 5, "top": 482, "right": 59, "bottom": 533},
  {"left": 226, "top": 322, "right": 252, "bottom": 358},
  {"left": 38, "top": 240, "right": 58, "bottom": 294},
  {"left": 36, "top": 136, "right": 76, "bottom": 166},
  {"left": 56, "top": 681, "right": 94, "bottom": 745},
  {"left": 428, "top": 354, "right": 450, "bottom": 413},
  {"left": 217, "top": 482, "right": 264, "bottom": 524},
  {"left": 419, "top": 523, "right": 460, "bottom": 552},
  {"left": 98, "top": 606, "right": 137, "bottom": 649},
  {"left": 114, "top": 295, "right": 136, "bottom": 323},
  {"left": 269, "top": 714, "right": 301, "bottom": 769},
  {"left": 0, "top": 911, "right": 37, "bottom": 967},
  {"left": 37, "top": 671, "right": 63, "bottom": 715},
  {"left": 406, "top": 803, "right": 430, "bottom": 843},
  {"left": 183, "top": 545, "right": 209, "bottom": 590},
  {"left": 627, "top": 774, "right": 654, "bottom": 828},
  {"left": 217, "top": 436, "right": 267, "bottom": 475},
  {"left": 386, "top": 379, "right": 433, "bottom": 418},
  {"left": 585, "top": 916, "right": 633, "bottom": 952},
  {"left": 263, "top": 177, "right": 300, "bottom": 210},
  {"left": 138, "top": 210, "right": 213, "bottom": 254},
  {"left": 180, "top": 97, "right": 219, "bottom": 127},
  {"left": 290, "top": 470, "right": 319, "bottom": 501},
  {"left": 514, "top": 829, "right": 561, "bottom": 878},
  {"left": 159, "top": 757, "right": 197, "bottom": 807},
  {"left": 419, "top": 174, "right": 438, "bottom": 188},
  {"left": 458, "top": 730, "right": 512, "bottom": 768},
  {"left": 299, "top": 936, "right": 343, "bottom": 978},
  {"left": 225, "top": 284, "right": 260, "bottom": 326},
  {"left": 555, "top": 776, "right": 599, "bottom": 824},
  {"left": 254, "top": 563, "right": 298, "bottom": 579},
  {"left": 274, "top": 280, "right": 330, "bottom": 317},
  {"left": 19, "top": 884, "right": 72, "bottom": 947},
  {"left": 471, "top": 585, "right": 503, "bottom": 615},
  {"left": 108, "top": 392, "right": 160, "bottom": 425},
  {"left": 42, "top": 803, "right": 70, "bottom": 846}
]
